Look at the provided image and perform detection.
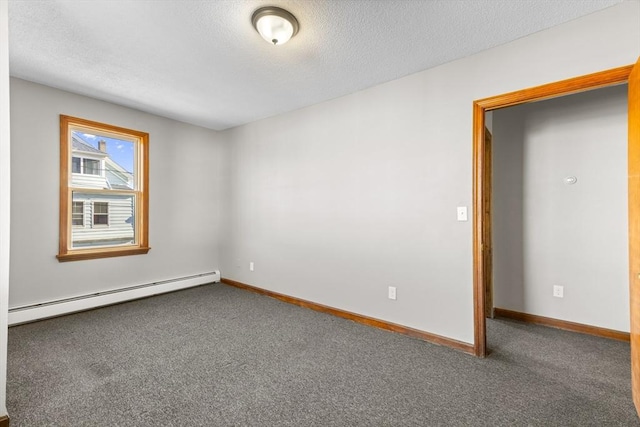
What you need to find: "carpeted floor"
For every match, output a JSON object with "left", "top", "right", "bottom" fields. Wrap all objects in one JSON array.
[{"left": 7, "top": 283, "right": 639, "bottom": 426}]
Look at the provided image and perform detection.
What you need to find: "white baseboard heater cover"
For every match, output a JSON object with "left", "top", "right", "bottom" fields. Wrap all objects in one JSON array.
[{"left": 8, "top": 270, "right": 221, "bottom": 326}]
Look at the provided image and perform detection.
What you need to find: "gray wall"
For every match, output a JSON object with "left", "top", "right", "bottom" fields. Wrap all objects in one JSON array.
[
  {"left": 492, "top": 85, "right": 629, "bottom": 332},
  {"left": 9, "top": 78, "right": 228, "bottom": 308},
  {"left": 221, "top": 2, "right": 640, "bottom": 344}
]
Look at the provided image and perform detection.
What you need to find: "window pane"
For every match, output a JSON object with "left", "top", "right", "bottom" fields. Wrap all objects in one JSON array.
[
  {"left": 72, "top": 201, "right": 84, "bottom": 226},
  {"left": 93, "top": 202, "right": 108, "bottom": 225},
  {"left": 72, "top": 157, "right": 81, "bottom": 173},
  {"left": 94, "top": 202, "right": 108, "bottom": 214},
  {"left": 72, "top": 201, "right": 83, "bottom": 214},
  {"left": 71, "top": 192, "right": 135, "bottom": 249},
  {"left": 93, "top": 214, "right": 108, "bottom": 225},
  {"left": 83, "top": 159, "right": 100, "bottom": 176},
  {"left": 71, "top": 131, "right": 135, "bottom": 190}
]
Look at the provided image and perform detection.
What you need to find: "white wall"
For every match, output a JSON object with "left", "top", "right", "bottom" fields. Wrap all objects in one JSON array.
[
  {"left": 9, "top": 78, "right": 227, "bottom": 308},
  {"left": 493, "top": 85, "right": 629, "bottom": 332},
  {"left": 221, "top": 2, "right": 640, "bottom": 344},
  {"left": 0, "top": 0, "right": 10, "bottom": 417}
]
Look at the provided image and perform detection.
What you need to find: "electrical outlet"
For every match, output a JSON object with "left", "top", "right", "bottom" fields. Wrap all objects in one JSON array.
[
  {"left": 249, "top": 262, "right": 254, "bottom": 272},
  {"left": 388, "top": 286, "right": 397, "bottom": 300},
  {"left": 553, "top": 285, "right": 564, "bottom": 298}
]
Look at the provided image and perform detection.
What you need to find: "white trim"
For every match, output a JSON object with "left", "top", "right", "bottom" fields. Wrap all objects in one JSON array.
[
  {"left": 8, "top": 271, "right": 220, "bottom": 325},
  {"left": 0, "top": 0, "right": 9, "bottom": 416}
]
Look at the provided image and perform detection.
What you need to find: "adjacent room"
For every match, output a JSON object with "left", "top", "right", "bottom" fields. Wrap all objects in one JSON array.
[{"left": 0, "top": 0, "right": 639, "bottom": 425}]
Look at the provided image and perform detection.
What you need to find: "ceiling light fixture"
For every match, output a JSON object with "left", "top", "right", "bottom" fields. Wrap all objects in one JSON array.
[{"left": 251, "top": 6, "right": 299, "bottom": 46}]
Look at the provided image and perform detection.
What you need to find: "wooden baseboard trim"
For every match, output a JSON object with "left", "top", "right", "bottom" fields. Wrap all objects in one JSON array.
[
  {"left": 0, "top": 414, "right": 10, "bottom": 427},
  {"left": 494, "top": 308, "right": 630, "bottom": 342},
  {"left": 221, "top": 278, "right": 475, "bottom": 355}
]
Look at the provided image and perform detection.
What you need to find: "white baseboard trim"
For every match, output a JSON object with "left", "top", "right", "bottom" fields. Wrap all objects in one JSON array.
[{"left": 8, "top": 270, "right": 220, "bottom": 325}]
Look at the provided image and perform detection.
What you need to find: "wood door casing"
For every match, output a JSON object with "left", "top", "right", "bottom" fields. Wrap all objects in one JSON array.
[{"left": 628, "top": 56, "right": 640, "bottom": 417}]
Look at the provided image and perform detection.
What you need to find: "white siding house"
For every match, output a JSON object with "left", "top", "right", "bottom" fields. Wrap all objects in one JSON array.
[{"left": 70, "top": 135, "right": 135, "bottom": 248}]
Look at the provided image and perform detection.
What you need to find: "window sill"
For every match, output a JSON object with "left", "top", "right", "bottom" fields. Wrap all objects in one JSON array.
[{"left": 57, "top": 246, "right": 150, "bottom": 262}]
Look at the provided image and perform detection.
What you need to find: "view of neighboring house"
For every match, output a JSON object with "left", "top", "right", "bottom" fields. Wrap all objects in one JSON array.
[{"left": 70, "top": 134, "right": 135, "bottom": 248}]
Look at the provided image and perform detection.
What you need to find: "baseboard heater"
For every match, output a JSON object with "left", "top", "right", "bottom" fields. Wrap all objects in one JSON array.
[{"left": 8, "top": 270, "right": 221, "bottom": 326}]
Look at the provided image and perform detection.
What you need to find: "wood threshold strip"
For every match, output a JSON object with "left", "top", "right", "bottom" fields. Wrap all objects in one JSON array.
[
  {"left": 0, "top": 415, "right": 9, "bottom": 427},
  {"left": 494, "top": 308, "right": 630, "bottom": 342},
  {"left": 221, "top": 278, "right": 475, "bottom": 355}
]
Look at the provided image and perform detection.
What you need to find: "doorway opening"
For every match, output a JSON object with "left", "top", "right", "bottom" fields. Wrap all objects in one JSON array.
[
  {"left": 487, "top": 83, "right": 630, "bottom": 353},
  {"left": 472, "top": 64, "right": 634, "bottom": 357}
]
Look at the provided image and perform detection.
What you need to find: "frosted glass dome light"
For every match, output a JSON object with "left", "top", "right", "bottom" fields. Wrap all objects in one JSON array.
[{"left": 252, "top": 7, "right": 299, "bottom": 46}]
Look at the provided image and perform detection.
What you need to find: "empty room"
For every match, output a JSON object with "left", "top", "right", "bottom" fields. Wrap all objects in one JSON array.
[{"left": 1, "top": 0, "right": 640, "bottom": 425}]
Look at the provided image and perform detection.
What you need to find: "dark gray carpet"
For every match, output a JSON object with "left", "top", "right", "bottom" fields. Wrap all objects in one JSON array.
[{"left": 7, "top": 283, "right": 639, "bottom": 426}]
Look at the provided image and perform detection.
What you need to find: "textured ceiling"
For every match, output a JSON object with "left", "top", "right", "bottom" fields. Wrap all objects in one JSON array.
[{"left": 8, "top": 0, "right": 623, "bottom": 131}]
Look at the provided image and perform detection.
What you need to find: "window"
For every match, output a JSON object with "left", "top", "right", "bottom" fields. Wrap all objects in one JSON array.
[
  {"left": 71, "top": 157, "right": 102, "bottom": 176},
  {"left": 72, "top": 157, "right": 81, "bottom": 174},
  {"left": 72, "top": 201, "right": 84, "bottom": 226},
  {"left": 84, "top": 158, "right": 100, "bottom": 175},
  {"left": 93, "top": 202, "right": 109, "bottom": 226},
  {"left": 58, "top": 115, "right": 149, "bottom": 261}
]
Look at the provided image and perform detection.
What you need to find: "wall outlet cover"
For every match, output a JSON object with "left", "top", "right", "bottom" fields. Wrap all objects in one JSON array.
[{"left": 553, "top": 285, "right": 564, "bottom": 298}]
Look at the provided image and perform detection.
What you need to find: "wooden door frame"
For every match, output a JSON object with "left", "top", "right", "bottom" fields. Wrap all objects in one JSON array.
[{"left": 472, "top": 65, "right": 634, "bottom": 357}]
